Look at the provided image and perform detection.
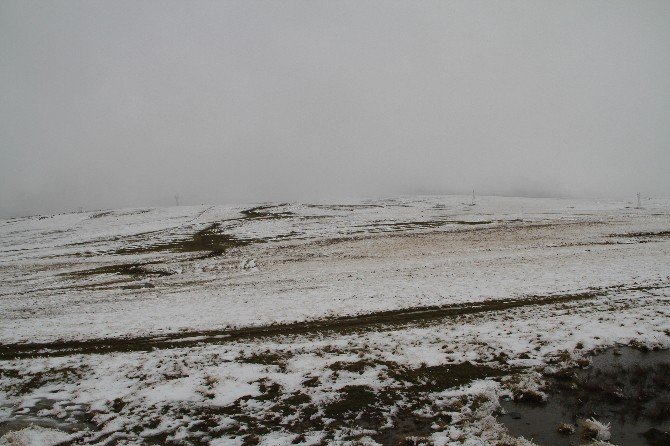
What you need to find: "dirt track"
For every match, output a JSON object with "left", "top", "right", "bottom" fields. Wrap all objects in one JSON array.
[{"left": 0, "top": 289, "right": 613, "bottom": 360}]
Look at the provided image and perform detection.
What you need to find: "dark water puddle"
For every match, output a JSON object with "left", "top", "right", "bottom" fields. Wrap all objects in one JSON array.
[{"left": 500, "top": 347, "right": 670, "bottom": 446}]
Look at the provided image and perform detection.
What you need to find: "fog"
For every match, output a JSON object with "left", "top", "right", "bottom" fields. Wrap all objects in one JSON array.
[{"left": 1, "top": 1, "right": 669, "bottom": 217}]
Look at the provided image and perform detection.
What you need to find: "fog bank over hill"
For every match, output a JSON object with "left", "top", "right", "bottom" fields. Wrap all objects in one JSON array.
[{"left": 1, "top": 1, "right": 669, "bottom": 217}]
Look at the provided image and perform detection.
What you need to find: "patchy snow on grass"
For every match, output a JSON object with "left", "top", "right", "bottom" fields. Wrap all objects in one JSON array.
[{"left": 1, "top": 195, "right": 669, "bottom": 444}]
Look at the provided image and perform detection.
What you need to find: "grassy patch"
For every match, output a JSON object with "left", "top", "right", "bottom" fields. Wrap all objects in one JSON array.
[
  {"left": 238, "top": 351, "right": 293, "bottom": 371},
  {"left": 328, "top": 359, "right": 378, "bottom": 374},
  {"left": 391, "top": 361, "right": 513, "bottom": 392},
  {"left": 324, "top": 385, "right": 377, "bottom": 419}
]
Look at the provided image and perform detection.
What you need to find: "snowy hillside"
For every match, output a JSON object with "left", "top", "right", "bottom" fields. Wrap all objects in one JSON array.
[{"left": 1, "top": 195, "right": 669, "bottom": 445}]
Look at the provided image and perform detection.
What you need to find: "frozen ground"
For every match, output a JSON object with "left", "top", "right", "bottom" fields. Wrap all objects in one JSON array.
[{"left": 0, "top": 195, "right": 669, "bottom": 445}]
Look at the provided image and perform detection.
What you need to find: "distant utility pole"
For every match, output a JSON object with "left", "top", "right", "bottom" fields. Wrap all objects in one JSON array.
[
  {"left": 174, "top": 195, "right": 180, "bottom": 206},
  {"left": 636, "top": 192, "right": 642, "bottom": 209},
  {"left": 471, "top": 190, "right": 476, "bottom": 206}
]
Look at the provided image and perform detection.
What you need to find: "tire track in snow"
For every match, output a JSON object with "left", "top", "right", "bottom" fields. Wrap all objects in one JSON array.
[{"left": 2, "top": 282, "right": 667, "bottom": 360}]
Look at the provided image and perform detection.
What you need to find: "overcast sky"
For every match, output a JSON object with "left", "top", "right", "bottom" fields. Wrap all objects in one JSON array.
[{"left": 1, "top": 1, "right": 669, "bottom": 217}]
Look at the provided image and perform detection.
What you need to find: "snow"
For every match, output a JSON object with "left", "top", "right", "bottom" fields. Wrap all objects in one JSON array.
[
  {"left": 0, "top": 425, "right": 72, "bottom": 446},
  {"left": 581, "top": 418, "right": 612, "bottom": 441},
  {"left": 0, "top": 195, "right": 669, "bottom": 444},
  {"left": 1, "top": 195, "right": 669, "bottom": 344}
]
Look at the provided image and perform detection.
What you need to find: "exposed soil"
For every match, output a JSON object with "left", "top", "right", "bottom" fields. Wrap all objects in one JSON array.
[
  {"left": 362, "top": 219, "right": 495, "bottom": 232},
  {"left": 67, "top": 261, "right": 174, "bottom": 278},
  {"left": 240, "top": 204, "right": 295, "bottom": 220},
  {"left": 96, "top": 205, "right": 295, "bottom": 258},
  {"left": 113, "top": 223, "right": 256, "bottom": 257},
  {"left": 611, "top": 230, "right": 670, "bottom": 240}
]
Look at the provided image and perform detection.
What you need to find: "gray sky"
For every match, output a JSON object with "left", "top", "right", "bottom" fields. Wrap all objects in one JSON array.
[{"left": 1, "top": 1, "right": 669, "bottom": 217}]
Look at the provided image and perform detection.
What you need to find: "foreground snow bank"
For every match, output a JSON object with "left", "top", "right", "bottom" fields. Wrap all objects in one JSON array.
[{"left": 0, "top": 425, "right": 71, "bottom": 446}]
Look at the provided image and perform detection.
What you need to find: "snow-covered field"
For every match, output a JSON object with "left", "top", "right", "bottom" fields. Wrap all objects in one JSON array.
[{"left": 1, "top": 195, "right": 669, "bottom": 445}]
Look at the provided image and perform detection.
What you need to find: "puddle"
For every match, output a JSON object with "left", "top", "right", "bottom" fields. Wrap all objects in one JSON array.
[{"left": 500, "top": 347, "right": 670, "bottom": 446}]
